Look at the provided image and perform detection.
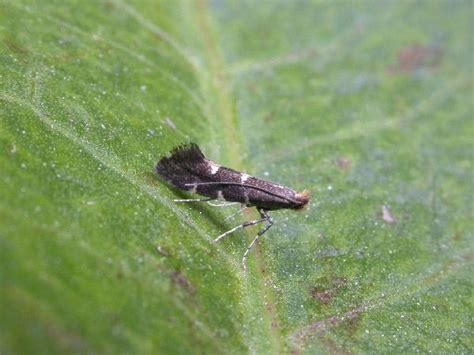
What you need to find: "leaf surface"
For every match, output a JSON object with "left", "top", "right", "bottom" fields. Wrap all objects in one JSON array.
[{"left": 1, "top": 1, "right": 472, "bottom": 353}]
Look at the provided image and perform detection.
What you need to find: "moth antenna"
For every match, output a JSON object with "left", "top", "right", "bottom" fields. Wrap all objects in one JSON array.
[{"left": 184, "top": 182, "right": 303, "bottom": 205}]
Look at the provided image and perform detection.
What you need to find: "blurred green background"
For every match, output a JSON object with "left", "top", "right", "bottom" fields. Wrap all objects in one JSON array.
[{"left": 0, "top": 0, "right": 472, "bottom": 353}]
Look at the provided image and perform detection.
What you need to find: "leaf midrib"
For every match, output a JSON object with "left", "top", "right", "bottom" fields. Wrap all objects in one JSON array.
[{"left": 193, "top": 1, "right": 283, "bottom": 352}]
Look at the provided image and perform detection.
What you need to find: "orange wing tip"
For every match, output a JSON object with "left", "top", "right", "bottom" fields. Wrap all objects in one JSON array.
[{"left": 295, "top": 190, "right": 310, "bottom": 209}]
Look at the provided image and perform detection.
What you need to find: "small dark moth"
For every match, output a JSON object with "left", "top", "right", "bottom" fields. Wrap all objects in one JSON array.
[{"left": 156, "top": 143, "right": 310, "bottom": 270}]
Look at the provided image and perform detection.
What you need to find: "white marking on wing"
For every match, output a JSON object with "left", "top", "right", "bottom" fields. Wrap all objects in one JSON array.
[
  {"left": 208, "top": 161, "right": 220, "bottom": 175},
  {"left": 217, "top": 190, "right": 224, "bottom": 200},
  {"left": 241, "top": 173, "right": 250, "bottom": 183}
]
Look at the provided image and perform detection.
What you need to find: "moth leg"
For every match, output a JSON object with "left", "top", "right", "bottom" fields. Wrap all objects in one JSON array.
[
  {"left": 224, "top": 205, "right": 248, "bottom": 221},
  {"left": 242, "top": 209, "right": 273, "bottom": 271},
  {"left": 213, "top": 214, "right": 267, "bottom": 243},
  {"left": 174, "top": 197, "right": 214, "bottom": 203},
  {"left": 207, "top": 201, "right": 241, "bottom": 207}
]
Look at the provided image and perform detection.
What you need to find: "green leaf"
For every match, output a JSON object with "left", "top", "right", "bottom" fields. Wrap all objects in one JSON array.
[{"left": 1, "top": 1, "right": 472, "bottom": 353}]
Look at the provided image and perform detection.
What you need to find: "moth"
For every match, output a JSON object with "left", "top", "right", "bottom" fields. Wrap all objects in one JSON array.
[{"left": 156, "top": 143, "right": 310, "bottom": 270}]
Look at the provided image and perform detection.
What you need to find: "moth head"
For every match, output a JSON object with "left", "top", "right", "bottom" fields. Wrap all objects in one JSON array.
[{"left": 294, "top": 190, "right": 310, "bottom": 210}]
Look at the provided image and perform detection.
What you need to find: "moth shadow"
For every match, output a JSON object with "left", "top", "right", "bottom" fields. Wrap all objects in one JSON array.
[{"left": 143, "top": 171, "right": 232, "bottom": 233}]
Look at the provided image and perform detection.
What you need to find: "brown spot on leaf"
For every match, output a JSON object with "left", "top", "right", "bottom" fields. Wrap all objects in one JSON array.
[
  {"left": 389, "top": 44, "right": 442, "bottom": 74},
  {"left": 310, "top": 277, "right": 347, "bottom": 304},
  {"left": 310, "top": 287, "right": 333, "bottom": 304},
  {"left": 346, "top": 313, "right": 362, "bottom": 337},
  {"left": 246, "top": 81, "right": 257, "bottom": 92},
  {"left": 263, "top": 113, "right": 273, "bottom": 122},
  {"left": 116, "top": 269, "right": 124, "bottom": 279},
  {"left": 170, "top": 270, "right": 195, "bottom": 295},
  {"left": 450, "top": 231, "right": 461, "bottom": 242},
  {"left": 336, "top": 157, "right": 351, "bottom": 170}
]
